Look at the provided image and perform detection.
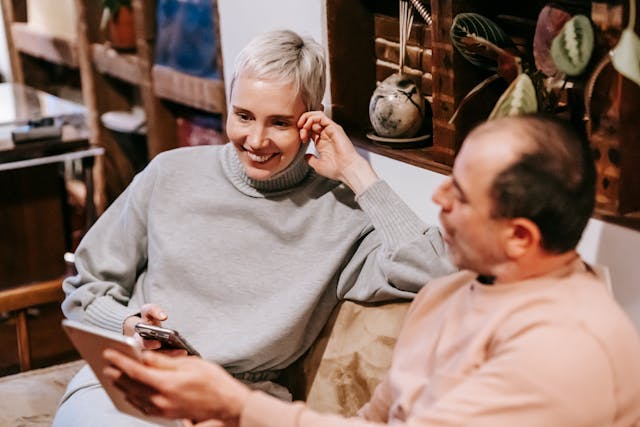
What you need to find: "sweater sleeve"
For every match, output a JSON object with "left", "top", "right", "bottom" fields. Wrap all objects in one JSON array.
[
  {"left": 356, "top": 374, "right": 393, "bottom": 422},
  {"left": 239, "top": 326, "right": 617, "bottom": 427},
  {"left": 337, "top": 180, "right": 455, "bottom": 301},
  {"left": 61, "top": 161, "right": 158, "bottom": 333},
  {"left": 240, "top": 391, "right": 388, "bottom": 427}
]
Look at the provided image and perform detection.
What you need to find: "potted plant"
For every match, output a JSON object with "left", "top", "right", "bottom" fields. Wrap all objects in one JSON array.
[{"left": 100, "top": 0, "right": 136, "bottom": 51}]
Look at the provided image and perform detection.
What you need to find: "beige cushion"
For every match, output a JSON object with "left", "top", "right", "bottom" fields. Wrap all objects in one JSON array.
[
  {"left": 0, "top": 359, "right": 85, "bottom": 426},
  {"left": 300, "top": 300, "right": 410, "bottom": 416}
]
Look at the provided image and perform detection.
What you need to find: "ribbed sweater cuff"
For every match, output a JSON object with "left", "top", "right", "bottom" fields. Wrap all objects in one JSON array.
[
  {"left": 84, "top": 296, "right": 140, "bottom": 334},
  {"left": 240, "top": 391, "right": 303, "bottom": 427},
  {"left": 356, "top": 180, "right": 427, "bottom": 245}
]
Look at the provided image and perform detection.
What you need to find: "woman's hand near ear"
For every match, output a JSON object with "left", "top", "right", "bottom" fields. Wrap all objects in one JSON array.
[{"left": 298, "top": 111, "right": 379, "bottom": 195}]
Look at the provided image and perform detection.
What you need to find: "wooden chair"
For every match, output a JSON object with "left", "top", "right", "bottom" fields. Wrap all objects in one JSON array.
[
  {"left": 0, "top": 278, "right": 66, "bottom": 371},
  {"left": 0, "top": 253, "right": 76, "bottom": 373}
]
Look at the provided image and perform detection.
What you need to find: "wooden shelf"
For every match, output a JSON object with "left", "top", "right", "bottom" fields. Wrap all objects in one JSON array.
[
  {"left": 152, "top": 65, "right": 226, "bottom": 115},
  {"left": 11, "top": 22, "right": 78, "bottom": 68},
  {"left": 594, "top": 210, "right": 640, "bottom": 232},
  {"left": 91, "top": 43, "right": 141, "bottom": 85},
  {"left": 350, "top": 130, "right": 452, "bottom": 175}
]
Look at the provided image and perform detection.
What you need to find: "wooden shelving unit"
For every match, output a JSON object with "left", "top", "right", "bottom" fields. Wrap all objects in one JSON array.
[
  {"left": 152, "top": 65, "right": 226, "bottom": 114},
  {"left": 72, "top": 0, "right": 226, "bottom": 208},
  {"left": 10, "top": 22, "right": 78, "bottom": 67},
  {"left": 0, "top": 0, "right": 226, "bottom": 374},
  {"left": 2, "top": 0, "right": 226, "bottom": 210},
  {"left": 327, "top": 0, "right": 640, "bottom": 231},
  {"left": 91, "top": 43, "right": 141, "bottom": 85},
  {"left": 1, "top": 0, "right": 81, "bottom": 97}
]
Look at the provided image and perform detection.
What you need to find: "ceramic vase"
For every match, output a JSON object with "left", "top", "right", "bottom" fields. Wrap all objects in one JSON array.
[{"left": 368, "top": 73, "right": 425, "bottom": 138}]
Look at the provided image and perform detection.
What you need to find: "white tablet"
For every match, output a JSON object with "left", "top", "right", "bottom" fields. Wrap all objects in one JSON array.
[{"left": 61, "top": 319, "right": 181, "bottom": 426}]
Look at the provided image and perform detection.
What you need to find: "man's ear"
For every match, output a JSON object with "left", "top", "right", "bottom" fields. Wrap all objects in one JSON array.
[{"left": 504, "top": 218, "right": 541, "bottom": 259}]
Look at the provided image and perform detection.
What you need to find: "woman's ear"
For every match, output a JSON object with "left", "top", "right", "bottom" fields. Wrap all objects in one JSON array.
[{"left": 504, "top": 218, "right": 541, "bottom": 259}]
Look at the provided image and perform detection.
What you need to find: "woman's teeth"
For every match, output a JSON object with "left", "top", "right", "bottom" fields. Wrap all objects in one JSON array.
[{"left": 247, "top": 152, "right": 274, "bottom": 163}]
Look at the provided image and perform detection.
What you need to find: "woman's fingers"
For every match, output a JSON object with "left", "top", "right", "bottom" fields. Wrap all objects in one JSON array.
[{"left": 140, "top": 303, "right": 168, "bottom": 324}]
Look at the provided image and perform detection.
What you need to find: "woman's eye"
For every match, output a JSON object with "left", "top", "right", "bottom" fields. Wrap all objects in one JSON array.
[
  {"left": 236, "top": 112, "right": 251, "bottom": 121},
  {"left": 274, "top": 120, "right": 290, "bottom": 128}
]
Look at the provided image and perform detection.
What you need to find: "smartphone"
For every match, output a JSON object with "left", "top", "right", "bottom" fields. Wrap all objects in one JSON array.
[
  {"left": 134, "top": 323, "right": 200, "bottom": 357},
  {"left": 62, "top": 320, "right": 177, "bottom": 426}
]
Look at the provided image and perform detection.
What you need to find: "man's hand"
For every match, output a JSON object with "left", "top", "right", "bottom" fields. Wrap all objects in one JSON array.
[
  {"left": 103, "top": 349, "right": 250, "bottom": 423},
  {"left": 298, "top": 111, "right": 379, "bottom": 195}
]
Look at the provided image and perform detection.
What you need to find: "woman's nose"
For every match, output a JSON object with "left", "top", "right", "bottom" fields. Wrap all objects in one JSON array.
[{"left": 246, "top": 125, "right": 269, "bottom": 149}]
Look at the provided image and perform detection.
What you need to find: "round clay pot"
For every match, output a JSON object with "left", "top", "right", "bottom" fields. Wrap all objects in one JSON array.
[
  {"left": 368, "top": 73, "right": 425, "bottom": 139},
  {"left": 108, "top": 6, "right": 136, "bottom": 51}
]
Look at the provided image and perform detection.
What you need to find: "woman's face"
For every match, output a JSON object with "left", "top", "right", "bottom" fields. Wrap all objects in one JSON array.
[{"left": 226, "top": 76, "right": 306, "bottom": 180}]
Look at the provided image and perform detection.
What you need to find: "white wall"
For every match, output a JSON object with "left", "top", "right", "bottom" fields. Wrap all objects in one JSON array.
[
  {"left": 218, "top": 0, "right": 640, "bottom": 330},
  {"left": 217, "top": 0, "right": 327, "bottom": 102}
]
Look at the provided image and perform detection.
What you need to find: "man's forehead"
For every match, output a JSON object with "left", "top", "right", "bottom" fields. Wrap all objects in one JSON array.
[
  {"left": 459, "top": 130, "right": 520, "bottom": 166},
  {"left": 452, "top": 126, "right": 524, "bottom": 196}
]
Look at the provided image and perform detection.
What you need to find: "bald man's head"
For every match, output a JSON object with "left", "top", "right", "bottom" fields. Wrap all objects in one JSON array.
[{"left": 464, "top": 115, "right": 596, "bottom": 253}]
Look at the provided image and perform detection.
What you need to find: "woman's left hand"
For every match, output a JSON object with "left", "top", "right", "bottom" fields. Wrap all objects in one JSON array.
[{"left": 298, "top": 111, "right": 378, "bottom": 194}]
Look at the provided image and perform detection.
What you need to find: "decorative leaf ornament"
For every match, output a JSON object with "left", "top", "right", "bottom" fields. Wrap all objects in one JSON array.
[
  {"left": 550, "top": 15, "right": 594, "bottom": 76},
  {"left": 450, "top": 13, "right": 516, "bottom": 70},
  {"left": 533, "top": 5, "right": 572, "bottom": 77},
  {"left": 489, "top": 73, "right": 538, "bottom": 119},
  {"left": 610, "top": 0, "right": 640, "bottom": 87}
]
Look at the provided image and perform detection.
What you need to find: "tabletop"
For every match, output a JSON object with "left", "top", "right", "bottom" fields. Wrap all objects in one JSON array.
[{"left": 0, "top": 83, "right": 100, "bottom": 169}]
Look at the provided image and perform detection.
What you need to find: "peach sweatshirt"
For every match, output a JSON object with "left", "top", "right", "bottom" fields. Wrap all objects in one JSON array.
[{"left": 241, "top": 258, "right": 640, "bottom": 427}]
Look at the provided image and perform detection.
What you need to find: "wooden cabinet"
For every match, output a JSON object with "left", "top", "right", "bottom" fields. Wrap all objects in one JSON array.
[{"left": 326, "top": 0, "right": 640, "bottom": 230}]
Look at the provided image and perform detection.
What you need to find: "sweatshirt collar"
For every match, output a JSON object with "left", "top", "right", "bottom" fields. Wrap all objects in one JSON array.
[{"left": 221, "top": 143, "right": 312, "bottom": 197}]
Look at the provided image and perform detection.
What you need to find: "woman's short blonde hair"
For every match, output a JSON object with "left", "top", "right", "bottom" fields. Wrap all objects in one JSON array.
[{"left": 230, "top": 29, "right": 326, "bottom": 111}]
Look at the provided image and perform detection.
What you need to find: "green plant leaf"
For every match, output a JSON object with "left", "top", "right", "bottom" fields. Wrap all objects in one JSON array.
[
  {"left": 550, "top": 15, "right": 594, "bottom": 76},
  {"left": 489, "top": 73, "right": 538, "bottom": 119},
  {"left": 101, "top": 0, "right": 132, "bottom": 13},
  {"left": 610, "top": 28, "right": 640, "bottom": 87},
  {"left": 450, "top": 13, "right": 516, "bottom": 71}
]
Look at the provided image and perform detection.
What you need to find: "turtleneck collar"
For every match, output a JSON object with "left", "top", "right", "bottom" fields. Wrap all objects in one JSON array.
[{"left": 221, "top": 142, "right": 313, "bottom": 197}]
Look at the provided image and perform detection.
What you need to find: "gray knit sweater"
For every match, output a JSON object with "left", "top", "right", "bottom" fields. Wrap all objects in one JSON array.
[{"left": 62, "top": 143, "right": 453, "bottom": 373}]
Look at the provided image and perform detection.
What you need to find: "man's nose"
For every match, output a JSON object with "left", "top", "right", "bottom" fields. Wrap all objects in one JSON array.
[{"left": 432, "top": 179, "right": 452, "bottom": 211}]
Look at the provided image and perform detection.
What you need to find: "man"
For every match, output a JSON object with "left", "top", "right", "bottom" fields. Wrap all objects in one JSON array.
[{"left": 104, "top": 115, "right": 640, "bottom": 426}]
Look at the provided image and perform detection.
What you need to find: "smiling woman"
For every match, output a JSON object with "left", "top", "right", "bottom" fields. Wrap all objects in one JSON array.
[
  {"left": 227, "top": 77, "right": 306, "bottom": 181},
  {"left": 53, "top": 29, "right": 453, "bottom": 427}
]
